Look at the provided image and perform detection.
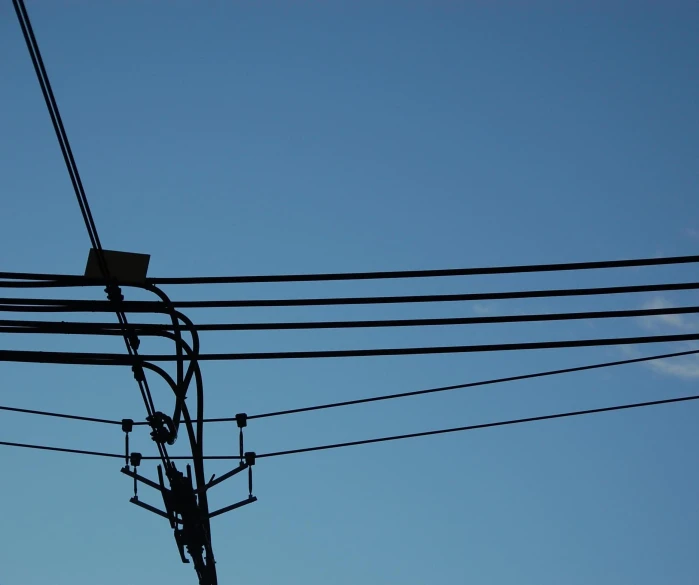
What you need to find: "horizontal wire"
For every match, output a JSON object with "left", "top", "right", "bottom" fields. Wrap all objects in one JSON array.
[
  {"left": 0, "top": 404, "right": 121, "bottom": 425},
  {"left": 0, "top": 440, "right": 123, "bottom": 458},
  {"left": 3, "top": 393, "right": 697, "bottom": 461},
  {"left": 3, "top": 348, "right": 698, "bottom": 426},
  {"left": 2, "top": 332, "right": 697, "bottom": 364},
  {"left": 257, "top": 394, "right": 699, "bottom": 459},
  {"left": 2, "top": 254, "right": 699, "bottom": 285},
  {"left": 1, "top": 281, "right": 699, "bottom": 311},
  {"left": 2, "top": 305, "right": 698, "bottom": 333},
  {"left": 142, "top": 255, "right": 699, "bottom": 284}
]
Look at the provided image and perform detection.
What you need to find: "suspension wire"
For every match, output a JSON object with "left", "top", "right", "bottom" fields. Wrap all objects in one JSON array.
[
  {"left": 3, "top": 393, "right": 699, "bottom": 461},
  {"left": 245, "top": 348, "right": 699, "bottom": 420},
  {"left": 256, "top": 393, "right": 699, "bottom": 459},
  {"left": 1, "top": 305, "right": 698, "bottom": 334},
  {"left": 146, "top": 254, "right": 699, "bottom": 284},
  {"left": 11, "top": 0, "right": 168, "bottom": 467},
  {"left": 3, "top": 281, "right": 699, "bottom": 311},
  {"left": 3, "top": 332, "right": 697, "bottom": 364},
  {"left": 2, "top": 253, "right": 699, "bottom": 286},
  {"left": 3, "top": 348, "right": 697, "bottom": 427}
]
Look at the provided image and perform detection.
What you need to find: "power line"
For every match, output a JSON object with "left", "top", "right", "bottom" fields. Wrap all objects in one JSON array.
[
  {"left": 3, "top": 348, "right": 697, "bottom": 426},
  {"left": 256, "top": 394, "right": 699, "bottom": 459},
  {"left": 11, "top": 4, "right": 218, "bottom": 578},
  {"left": 245, "top": 348, "right": 699, "bottom": 420},
  {"left": 2, "top": 254, "right": 699, "bottom": 286},
  {"left": 0, "top": 404, "right": 121, "bottom": 425},
  {"left": 146, "top": 254, "right": 699, "bottom": 284},
  {"left": 11, "top": 0, "right": 174, "bottom": 472},
  {"left": 2, "top": 281, "right": 699, "bottom": 312},
  {"left": 0, "top": 439, "right": 123, "bottom": 459},
  {"left": 3, "top": 305, "right": 698, "bottom": 334},
  {"left": 11, "top": 0, "right": 100, "bottom": 251},
  {"left": 2, "top": 332, "right": 696, "bottom": 364},
  {"left": 4, "top": 394, "right": 698, "bottom": 461}
]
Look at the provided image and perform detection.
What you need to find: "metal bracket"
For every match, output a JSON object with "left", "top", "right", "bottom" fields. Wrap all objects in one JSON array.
[
  {"left": 209, "top": 496, "right": 257, "bottom": 519},
  {"left": 206, "top": 463, "right": 247, "bottom": 490},
  {"left": 129, "top": 496, "right": 170, "bottom": 521},
  {"left": 121, "top": 466, "right": 166, "bottom": 493}
]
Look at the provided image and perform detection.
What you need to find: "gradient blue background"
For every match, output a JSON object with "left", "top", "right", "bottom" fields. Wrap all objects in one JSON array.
[{"left": 1, "top": 1, "right": 699, "bottom": 584}]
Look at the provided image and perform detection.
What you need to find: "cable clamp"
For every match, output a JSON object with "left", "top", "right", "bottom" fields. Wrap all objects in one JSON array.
[
  {"left": 148, "top": 411, "right": 177, "bottom": 445},
  {"left": 121, "top": 418, "right": 134, "bottom": 434},
  {"left": 132, "top": 362, "right": 145, "bottom": 382},
  {"left": 104, "top": 283, "right": 124, "bottom": 304},
  {"left": 235, "top": 413, "right": 248, "bottom": 428}
]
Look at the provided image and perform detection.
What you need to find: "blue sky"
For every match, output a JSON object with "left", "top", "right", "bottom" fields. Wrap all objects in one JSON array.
[{"left": 1, "top": 1, "right": 699, "bottom": 584}]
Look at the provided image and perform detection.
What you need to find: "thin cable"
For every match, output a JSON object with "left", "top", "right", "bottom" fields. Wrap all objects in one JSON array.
[
  {"left": 12, "top": 0, "right": 169, "bottom": 468},
  {"left": 11, "top": 0, "right": 99, "bottom": 250},
  {"left": 0, "top": 404, "right": 121, "bottom": 425},
  {"left": 146, "top": 254, "right": 699, "bottom": 284},
  {"left": 1, "top": 332, "right": 698, "bottom": 364},
  {"left": 257, "top": 394, "right": 699, "bottom": 458},
  {"left": 4, "top": 348, "right": 697, "bottom": 426},
  {"left": 3, "top": 394, "right": 698, "bottom": 461},
  {"left": 2, "top": 305, "right": 699, "bottom": 334},
  {"left": 0, "top": 440, "right": 122, "bottom": 459},
  {"left": 244, "top": 348, "right": 699, "bottom": 420}
]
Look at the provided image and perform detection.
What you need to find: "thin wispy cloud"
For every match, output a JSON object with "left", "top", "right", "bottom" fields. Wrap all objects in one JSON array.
[
  {"left": 684, "top": 228, "right": 699, "bottom": 240},
  {"left": 472, "top": 303, "right": 492, "bottom": 316},
  {"left": 640, "top": 297, "right": 694, "bottom": 331},
  {"left": 647, "top": 356, "right": 699, "bottom": 379},
  {"left": 621, "top": 344, "right": 699, "bottom": 379},
  {"left": 628, "top": 296, "right": 699, "bottom": 379}
]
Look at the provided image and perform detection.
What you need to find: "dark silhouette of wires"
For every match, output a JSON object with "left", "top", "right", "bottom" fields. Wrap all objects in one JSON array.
[
  {"left": 11, "top": 0, "right": 173, "bottom": 473},
  {"left": 2, "top": 254, "right": 699, "bottom": 286},
  {"left": 0, "top": 404, "right": 120, "bottom": 425},
  {"left": 3, "top": 304, "right": 698, "bottom": 333},
  {"left": 4, "top": 393, "right": 699, "bottom": 461},
  {"left": 256, "top": 393, "right": 699, "bottom": 458},
  {"left": 244, "top": 347, "right": 699, "bottom": 420},
  {"left": 2, "top": 281, "right": 699, "bottom": 311},
  {"left": 146, "top": 254, "right": 699, "bottom": 284},
  {"left": 3, "top": 348, "right": 697, "bottom": 426},
  {"left": 2, "top": 332, "right": 696, "bottom": 364}
]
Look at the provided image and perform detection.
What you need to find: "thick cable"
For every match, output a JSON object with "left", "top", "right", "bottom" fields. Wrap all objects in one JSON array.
[
  {"left": 3, "top": 281, "right": 698, "bottom": 311},
  {"left": 146, "top": 254, "right": 699, "bottom": 284},
  {"left": 2, "top": 304, "right": 699, "bottom": 334},
  {"left": 2, "top": 254, "right": 699, "bottom": 286},
  {"left": 3, "top": 332, "right": 697, "bottom": 364},
  {"left": 4, "top": 348, "right": 697, "bottom": 426}
]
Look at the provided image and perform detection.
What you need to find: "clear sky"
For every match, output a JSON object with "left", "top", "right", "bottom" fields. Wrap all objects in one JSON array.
[{"left": 1, "top": 1, "right": 699, "bottom": 584}]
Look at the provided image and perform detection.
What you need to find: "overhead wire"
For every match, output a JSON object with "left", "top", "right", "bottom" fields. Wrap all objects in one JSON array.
[
  {"left": 11, "top": 0, "right": 167, "bottom": 464},
  {"left": 2, "top": 348, "right": 698, "bottom": 426},
  {"left": 256, "top": 393, "right": 699, "bottom": 458},
  {"left": 1, "top": 305, "right": 699, "bottom": 333},
  {"left": 1, "top": 254, "right": 699, "bottom": 286},
  {"left": 11, "top": 3, "right": 219, "bottom": 577},
  {"left": 3, "top": 393, "right": 699, "bottom": 460},
  {"left": 147, "top": 254, "right": 699, "bottom": 284},
  {"left": 2, "top": 332, "right": 696, "bottom": 364},
  {"left": 2, "top": 281, "right": 699, "bottom": 311}
]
